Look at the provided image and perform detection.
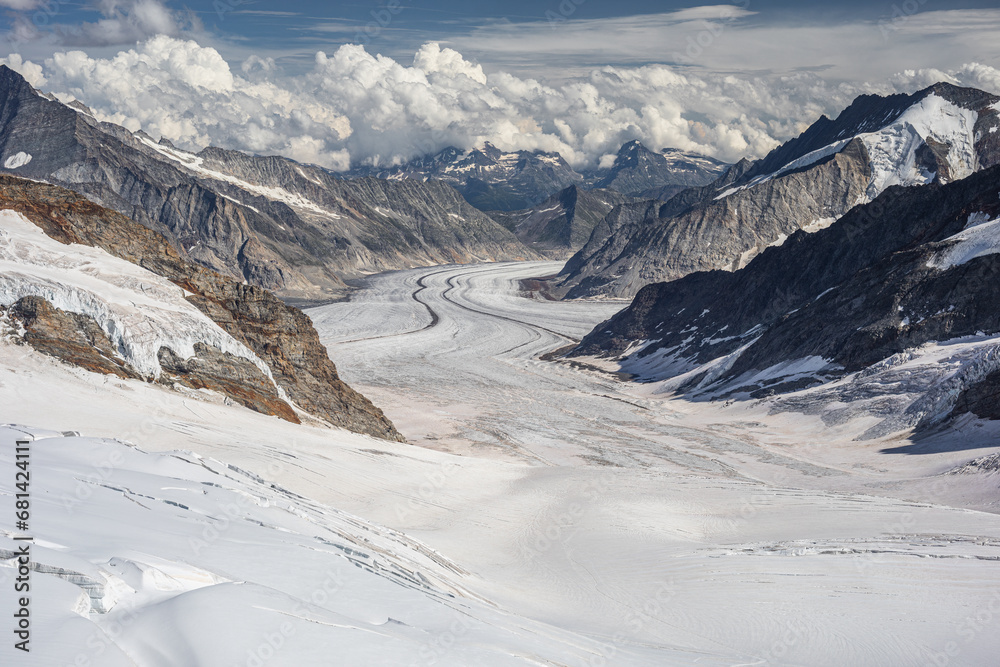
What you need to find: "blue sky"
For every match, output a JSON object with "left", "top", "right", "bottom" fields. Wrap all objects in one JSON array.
[{"left": 3, "top": 0, "right": 1000, "bottom": 78}]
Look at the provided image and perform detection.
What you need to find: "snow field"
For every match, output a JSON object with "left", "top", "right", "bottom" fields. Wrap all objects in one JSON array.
[{"left": 1, "top": 260, "right": 999, "bottom": 665}]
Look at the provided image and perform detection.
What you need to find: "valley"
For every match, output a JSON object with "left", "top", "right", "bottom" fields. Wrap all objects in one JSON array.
[
  {"left": 1, "top": 25, "right": 1000, "bottom": 664},
  {"left": 3, "top": 259, "right": 1000, "bottom": 666}
]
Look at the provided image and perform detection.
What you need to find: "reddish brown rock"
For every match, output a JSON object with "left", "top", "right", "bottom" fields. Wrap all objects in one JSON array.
[
  {"left": 5, "top": 296, "right": 139, "bottom": 380},
  {"left": 0, "top": 174, "right": 403, "bottom": 441}
]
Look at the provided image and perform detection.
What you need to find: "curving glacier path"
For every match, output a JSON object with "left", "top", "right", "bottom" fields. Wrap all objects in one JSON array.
[
  {"left": 307, "top": 261, "right": 1000, "bottom": 667},
  {"left": 3, "top": 261, "right": 1000, "bottom": 666}
]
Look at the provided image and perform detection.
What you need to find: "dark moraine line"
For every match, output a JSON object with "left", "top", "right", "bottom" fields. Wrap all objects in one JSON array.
[
  {"left": 439, "top": 274, "right": 577, "bottom": 344},
  {"left": 333, "top": 268, "right": 450, "bottom": 344}
]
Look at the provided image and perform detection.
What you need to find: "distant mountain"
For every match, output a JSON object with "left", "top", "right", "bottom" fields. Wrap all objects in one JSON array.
[
  {"left": 346, "top": 143, "right": 583, "bottom": 211},
  {"left": 555, "top": 83, "right": 1000, "bottom": 299},
  {"left": 571, "top": 162, "right": 1000, "bottom": 438},
  {"left": 0, "top": 66, "right": 537, "bottom": 300},
  {"left": 0, "top": 173, "right": 403, "bottom": 440},
  {"left": 587, "top": 141, "right": 729, "bottom": 200},
  {"left": 488, "top": 186, "right": 635, "bottom": 258},
  {"left": 343, "top": 141, "right": 727, "bottom": 211}
]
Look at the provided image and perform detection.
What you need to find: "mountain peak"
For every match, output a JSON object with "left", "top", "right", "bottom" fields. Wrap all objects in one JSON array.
[
  {"left": 480, "top": 142, "right": 503, "bottom": 160},
  {"left": 0, "top": 64, "right": 37, "bottom": 98},
  {"left": 740, "top": 82, "right": 999, "bottom": 185},
  {"left": 916, "top": 80, "right": 999, "bottom": 111},
  {"left": 618, "top": 140, "right": 646, "bottom": 155}
]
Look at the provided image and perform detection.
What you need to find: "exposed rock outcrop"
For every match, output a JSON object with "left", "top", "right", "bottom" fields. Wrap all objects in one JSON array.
[
  {"left": 158, "top": 344, "right": 300, "bottom": 423},
  {"left": 488, "top": 186, "right": 635, "bottom": 258},
  {"left": 5, "top": 295, "right": 139, "bottom": 380},
  {"left": 589, "top": 142, "right": 729, "bottom": 198},
  {"left": 952, "top": 371, "right": 1000, "bottom": 421},
  {"left": 0, "top": 174, "right": 403, "bottom": 440}
]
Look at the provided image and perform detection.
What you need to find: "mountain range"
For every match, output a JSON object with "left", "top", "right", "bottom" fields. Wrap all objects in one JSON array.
[
  {"left": 3, "top": 61, "right": 1000, "bottom": 439},
  {"left": 343, "top": 139, "right": 728, "bottom": 212},
  {"left": 0, "top": 65, "right": 730, "bottom": 301},
  {"left": 571, "top": 113, "right": 1000, "bottom": 437},
  {"left": 552, "top": 82, "right": 1000, "bottom": 299},
  {"left": 0, "top": 66, "right": 537, "bottom": 301}
]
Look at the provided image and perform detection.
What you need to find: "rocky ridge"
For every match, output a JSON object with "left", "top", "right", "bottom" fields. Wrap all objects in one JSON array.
[
  {"left": 571, "top": 163, "right": 1000, "bottom": 435},
  {"left": 0, "top": 173, "right": 402, "bottom": 440},
  {"left": 0, "top": 66, "right": 536, "bottom": 301},
  {"left": 555, "top": 83, "right": 1000, "bottom": 299},
  {"left": 345, "top": 141, "right": 727, "bottom": 212}
]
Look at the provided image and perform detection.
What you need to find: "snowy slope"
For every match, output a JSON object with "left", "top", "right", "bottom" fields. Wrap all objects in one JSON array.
[
  {"left": 0, "top": 209, "right": 272, "bottom": 380},
  {"left": 0, "top": 425, "right": 686, "bottom": 667},
  {"left": 718, "top": 94, "right": 980, "bottom": 203},
  {"left": 928, "top": 212, "right": 1000, "bottom": 269},
  {"left": 859, "top": 93, "right": 978, "bottom": 196},
  {"left": 2, "top": 262, "right": 1000, "bottom": 666}
]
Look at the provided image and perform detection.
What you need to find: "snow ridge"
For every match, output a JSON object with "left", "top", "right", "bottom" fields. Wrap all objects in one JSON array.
[
  {"left": 927, "top": 215, "right": 1000, "bottom": 269},
  {"left": 717, "top": 94, "right": 980, "bottom": 203}
]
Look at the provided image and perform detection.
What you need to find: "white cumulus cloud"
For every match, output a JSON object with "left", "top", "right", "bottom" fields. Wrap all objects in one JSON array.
[{"left": 2, "top": 36, "right": 998, "bottom": 173}]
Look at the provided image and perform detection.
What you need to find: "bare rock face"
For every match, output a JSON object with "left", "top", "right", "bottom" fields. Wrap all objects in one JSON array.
[
  {"left": 158, "top": 344, "right": 300, "bottom": 423},
  {"left": 5, "top": 296, "right": 139, "bottom": 380},
  {"left": 588, "top": 142, "right": 729, "bottom": 198},
  {"left": 953, "top": 371, "right": 1000, "bottom": 421},
  {"left": 557, "top": 138, "right": 873, "bottom": 299},
  {"left": 0, "top": 66, "right": 536, "bottom": 301},
  {"left": 488, "top": 186, "right": 636, "bottom": 258},
  {"left": 0, "top": 174, "right": 403, "bottom": 441},
  {"left": 173, "top": 273, "right": 404, "bottom": 440}
]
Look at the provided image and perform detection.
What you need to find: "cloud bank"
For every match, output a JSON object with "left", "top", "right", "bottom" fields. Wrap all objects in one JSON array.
[
  {"left": 3, "top": 35, "right": 999, "bottom": 172},
  {"left": 3, "top": 0, "right": 201, "bottom": 50}
]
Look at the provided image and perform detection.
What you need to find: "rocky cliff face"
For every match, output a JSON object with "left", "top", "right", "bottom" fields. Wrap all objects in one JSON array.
[
  {"left": 0, "top": 66, "right": 536, "bottom": 301},
  {"left": 587, "top": 142, "right": 729, "bottom": 199},
  {"left": 488, "top": 186, "right": 634, "bottom": 258},
  {"left": 556, "top": 83, "right": 1000, "bottom": 300},
  {"left": 0, "top": 173, "right": 403, "bottom": 441},
  {"left": 571, "top": 164, "right": 1000, "bottom": 435},
  {"left": 4, "top": 295, "right": 140, "bottom": 381}
]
